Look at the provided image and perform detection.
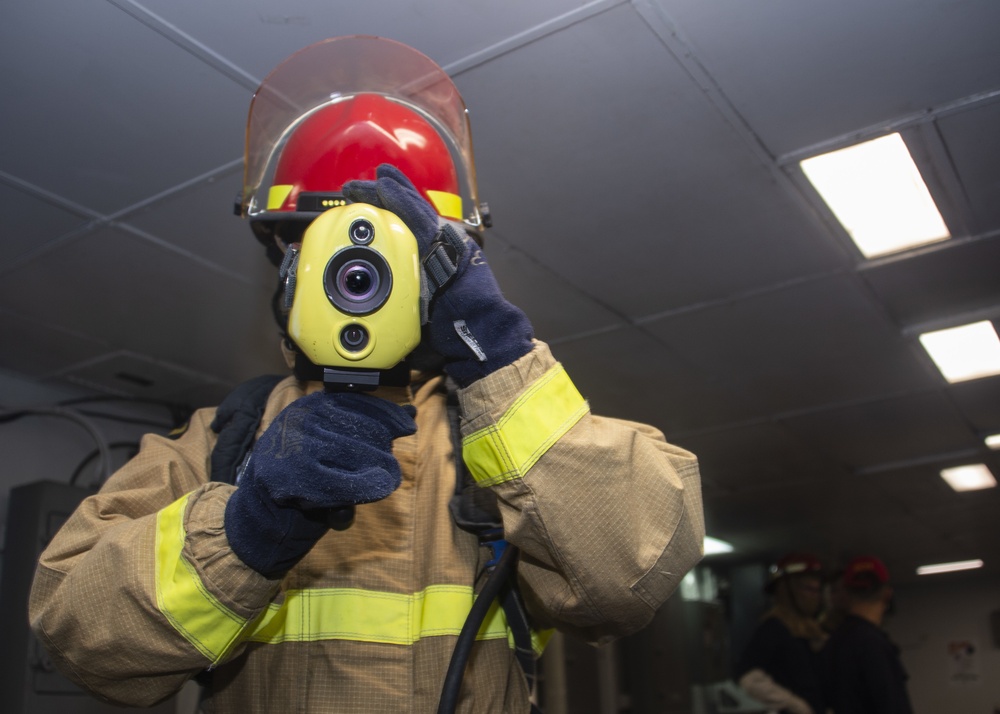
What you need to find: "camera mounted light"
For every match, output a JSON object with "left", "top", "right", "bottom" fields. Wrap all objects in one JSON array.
[{"left": 349, "top": 218, "right": 375, "bottom": 245}]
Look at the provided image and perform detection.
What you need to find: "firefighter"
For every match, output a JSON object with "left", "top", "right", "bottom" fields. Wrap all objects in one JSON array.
[
  {"left": 736, "top": 553, "right": 829, "bottom": 714},
  {"left": 28, "top": 36, "right": 705, "bottom": 713}
]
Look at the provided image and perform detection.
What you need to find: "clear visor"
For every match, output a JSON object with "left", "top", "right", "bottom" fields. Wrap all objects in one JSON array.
[{"left": 242, "top": 36, "right": 480, "bottom": 224}]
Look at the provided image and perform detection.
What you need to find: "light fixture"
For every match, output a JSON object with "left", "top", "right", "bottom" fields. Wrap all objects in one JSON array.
[
  {"left": 704, "top": 536, "right": 734, "bottom": 556},
  {"left": 919, "top": 321, "right": 1000, "bottom": 383},
  {"left": 939, "top": 464, "right": 997, "bottom": 492},
  {"left": 800, "top": 133, "right": 949, "bottom": 258},
  {"left": 985, "top": 434, "right": 1000, "bottom": 450},
  {"left": 916, "top": 559, "right": 983, "bottom": 575}
]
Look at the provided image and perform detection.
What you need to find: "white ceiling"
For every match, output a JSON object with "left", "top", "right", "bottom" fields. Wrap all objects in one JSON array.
[{"left": 2, "top": 0, "right": 999, "bottom": 584}]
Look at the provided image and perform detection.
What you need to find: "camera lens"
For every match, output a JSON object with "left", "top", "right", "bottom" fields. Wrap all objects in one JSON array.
[
  {"left": 339, "top": 262, "right": 378, "bottom": 301},
  {"left": 349, "top": 219, "right": 375, "bottom": 245},
  {"left": 340, "top": 325, "right": 369, "bottom": 352},
  {"left": 324, "top": 246, "right": 392, "bottom": 315}
]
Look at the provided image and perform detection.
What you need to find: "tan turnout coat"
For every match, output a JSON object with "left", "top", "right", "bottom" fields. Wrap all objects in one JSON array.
[{"left": 29, "top": 342, "right": 704, "bottom": 713}]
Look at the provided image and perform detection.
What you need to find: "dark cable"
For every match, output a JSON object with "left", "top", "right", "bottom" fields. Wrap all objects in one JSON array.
[
  {"left": 437, "top": 544, "right": 519, "bottom": 714},
  {"left": 56, "top": 395, "right": 193, "bottom": 428},
  {"left": 69, "top": 441, "right": 140, "bottom": 487},
  {"left": 0, "top": 407, "right": 113, "bottom": 480}
]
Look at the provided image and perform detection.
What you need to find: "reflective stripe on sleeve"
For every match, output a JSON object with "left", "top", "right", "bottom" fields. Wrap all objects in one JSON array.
[
  {"left": 462, "top": 364, "right": 588, "bottom": 487},
  {"left": 154, "top": 494, "right": 251, "bottom": 664}
]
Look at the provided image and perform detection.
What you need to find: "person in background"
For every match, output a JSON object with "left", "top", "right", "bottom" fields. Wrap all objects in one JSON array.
[
  {"left": 736, "top": 553, "right": 828, "bottom": 714},
  {"left": 824, "top": 556, "right": 913, "bottom": 714}
]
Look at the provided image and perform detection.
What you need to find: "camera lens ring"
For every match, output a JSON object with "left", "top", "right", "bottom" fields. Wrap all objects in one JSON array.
[
  {"left": 349, "top": 218, "right": 375, "bottom": 245},
  {"left": 323, "top": 246, "right": 392, "bottom": 315}
]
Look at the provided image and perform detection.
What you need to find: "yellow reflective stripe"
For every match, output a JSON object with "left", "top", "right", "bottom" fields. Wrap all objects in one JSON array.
[
  {"left": 426, "top": 190, "right": 463, "bottom": 220},
  {"left": 248, "top": 584, "right": 508, "bottom": 645},
  {"left": 154, "top": 494, "right": 250, "bottom": 664},
  {"left": 531, "top": 628, "right": 556, "bottom": 656},
  {"left": 267, "top": 184, "right": 294, "bottom": 210},
  {"left": 462, "top": 365, "right": 588, "bottom": 487},
  {"left": 154, "top": 500, "right": 550, "bottom": 658}
]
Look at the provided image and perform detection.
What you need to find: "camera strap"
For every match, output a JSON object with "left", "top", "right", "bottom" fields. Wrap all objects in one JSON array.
[
  {"left": 277, "top": 243, "right": 301, "bottom": 312},
  {"left": 420, "top": 223, "right": 466, "bottom": 324}
]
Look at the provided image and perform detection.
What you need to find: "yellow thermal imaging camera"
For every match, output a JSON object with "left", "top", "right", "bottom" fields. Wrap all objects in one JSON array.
[{"left": 281, "top": 203, "right": 422, "bottom": 389}]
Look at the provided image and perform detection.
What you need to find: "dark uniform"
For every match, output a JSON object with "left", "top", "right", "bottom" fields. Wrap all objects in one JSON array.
[
  {"left": 825, "top": 614, "right": 913, "bottom": 714},
  {"left": 736, "top": 617, "right": 827, "bottom": 714}
]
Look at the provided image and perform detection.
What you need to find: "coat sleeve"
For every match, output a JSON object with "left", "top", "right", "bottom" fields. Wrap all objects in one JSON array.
[
  {"left": 457, "top": 341, "right": 704, "bottom": 644},
  {"left": 28, "top": 407, "right": 282, "bottom": 707}
]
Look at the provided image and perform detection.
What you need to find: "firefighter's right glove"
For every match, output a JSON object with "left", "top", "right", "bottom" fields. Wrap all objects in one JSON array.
[
  {"left": 224, "top": 390, "right": 416, "bottom": 578},
  {"left": 342, "top": 164, "right": 534, "bottom": 388}
]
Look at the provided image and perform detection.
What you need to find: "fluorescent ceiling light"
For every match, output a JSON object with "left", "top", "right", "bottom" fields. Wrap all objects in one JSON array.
[
  {"left": 704, "top": 536, "right": 734, "bottom": 556},
  {"left": 939, "top": 464, "right": 997, "bottom": 492},
  {"left": 919, "top": 321, "right": 1000, "bottom": 383},
  {"left": 986, "top": 434, "right": 1000, "bottom": 450},
  {"left": 800, "top": 133, "right": 949, "bottom": 258},
  {"left": 917, "top": 559, "right": 984, "bottom": 576}
]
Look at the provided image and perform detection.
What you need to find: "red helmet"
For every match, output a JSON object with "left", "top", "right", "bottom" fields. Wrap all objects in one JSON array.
[
  {"left": 766, "top": 552, "right": 824, "bottom": 592},
  {"left": 239, "top": 36, "right": 482, "bottom": 257},
  {"left": 265, "top": 94, "right": 461, "bottom": 219},
  {"left": 842, "top": 555, "right": 890, "bottom": 590}
]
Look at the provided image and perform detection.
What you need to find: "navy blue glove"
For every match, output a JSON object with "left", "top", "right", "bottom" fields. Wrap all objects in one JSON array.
[
  {"left": 342, "top": 164, "right": 534, "bottom": 387},
  {"left": 224, "top": 390, "right": 416, "bottom": 578}
]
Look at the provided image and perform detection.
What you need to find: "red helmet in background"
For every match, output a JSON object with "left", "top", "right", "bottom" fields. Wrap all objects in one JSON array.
[
  {"left": 239, "top": 36, "right": 483, "bottom": 260},
  {"left": 766, "top": 552, "right": 824, "bottom": 593},
  {"left": 842, "top": 555, "right": 890, "bottom": 590}
]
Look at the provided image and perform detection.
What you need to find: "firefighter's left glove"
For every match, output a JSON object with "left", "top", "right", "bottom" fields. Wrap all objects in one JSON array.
[
  {"left": 224, "top": 391, "right": 417, "bottom": 578},
  {"left": 342, "top": 164, "right": 534, "bottom": 388}
]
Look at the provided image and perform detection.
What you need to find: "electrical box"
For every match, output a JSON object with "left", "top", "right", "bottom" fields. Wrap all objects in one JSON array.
[{"left": 0, "top": 481, "right": 176, "bottom": 713}]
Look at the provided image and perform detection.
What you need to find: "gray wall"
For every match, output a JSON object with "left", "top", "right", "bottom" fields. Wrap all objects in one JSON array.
[{"left": 884, "top": 574, "right": 1000, "bottom": 714}]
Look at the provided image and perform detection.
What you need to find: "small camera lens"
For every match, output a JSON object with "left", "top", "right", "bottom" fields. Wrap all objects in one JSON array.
[
  {"left": 340, "top": 325, "right": 369, "bottom": 352},
  {"left": 343, "top": 265, "right": 373, "bottom": 296},
  {"left": 349, "top": 219, "right": 375, "bottom": 245},
  {"left": 337, "top": 260, "right": 379, "bottom": 302}
]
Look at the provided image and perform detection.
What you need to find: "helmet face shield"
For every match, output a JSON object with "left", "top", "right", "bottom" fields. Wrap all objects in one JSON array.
[{"left": 242, "top": 36, "right": 480, "bottom": 229}]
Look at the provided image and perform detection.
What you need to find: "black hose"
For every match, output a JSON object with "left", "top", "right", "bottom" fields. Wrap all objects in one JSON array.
[{"left": 437, "top": 544, "right": 519, "bottom": 714}]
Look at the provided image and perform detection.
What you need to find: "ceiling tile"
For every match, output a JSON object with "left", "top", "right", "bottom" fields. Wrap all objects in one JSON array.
[
  {"left": 936, "top": 102, "right": 1000, "bottom": 234},
  {"left": 677, "top": 421, "right": 847, "bottom": 493},
  {"left": 859, "top": 238, "right": 1000, "bottom": 328},
  {"left": 138, "top": 0, "right": 593, "bottom": 80},
  {"left": 1, "top": 0, "right": 248, "bottom": 214},
  {"left": 458, "top": 5, "right": 848, "bottom": 319},
  {"left": 662, "top": 0, "right": 1000, "bottom": 156},
  {"left": 643, "top": 273, "right": 933, "bottom": 415},
  {"left": 121, "top": 164, "right": 277, "bottom": 283},
  {"left": 479, "top": 229, "right": 625, "bottom": 344},
  {"left": 0, "top": 225, "right": 288, "bottom": 393},
  {"left": 549, "top": 325, "right": 759, "bottom": 436},
  {"left": 0, "top": 182, "right": 93, "bottom": 265},
  {"left": 0, "top": 309, "right": 109, "bottom": 378},
  {"left": 781, "top": 390, "right": 982, "bottom": 471},
  {"left": 54, "top": 350, "right": 233, "bottom": 405},
  {"left": 948, "top": 376, "right": 1000, "bottom": 435}
]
